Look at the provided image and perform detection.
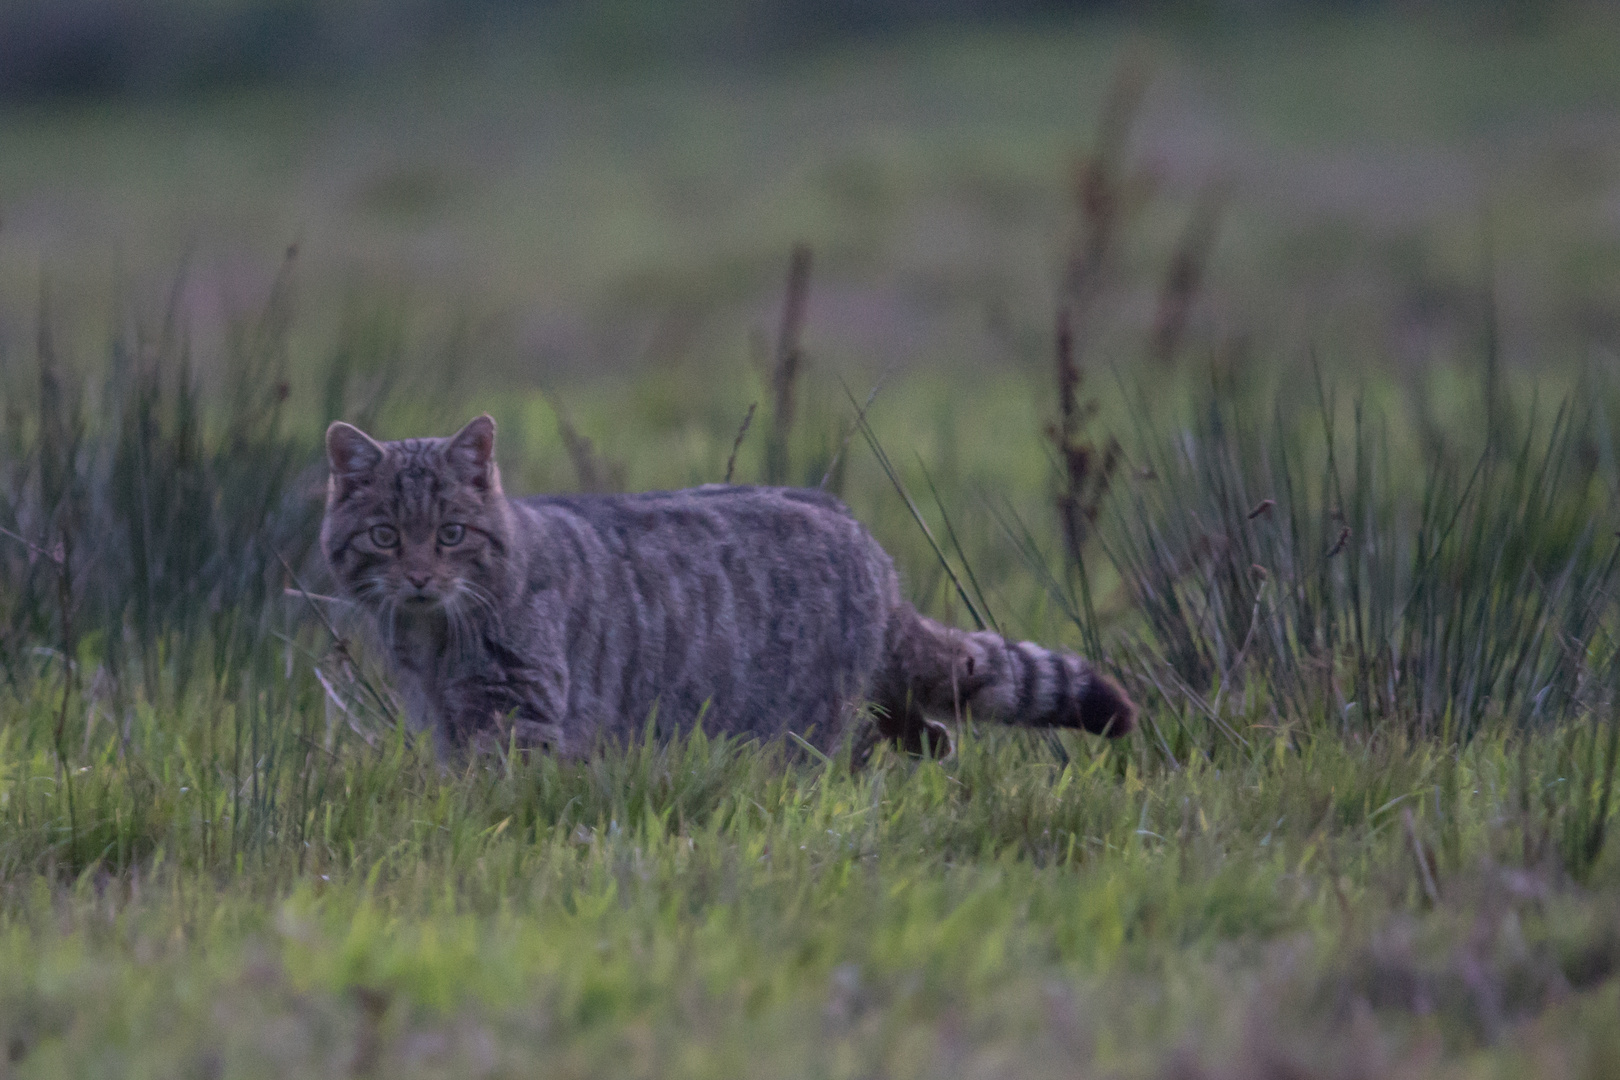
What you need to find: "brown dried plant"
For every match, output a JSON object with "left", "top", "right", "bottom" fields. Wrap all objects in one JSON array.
[{"left": 765, "top": 243, "right": 813, "bottom": 485}]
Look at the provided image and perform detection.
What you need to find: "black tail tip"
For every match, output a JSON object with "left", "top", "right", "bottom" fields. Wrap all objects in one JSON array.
[{"left": 1078, "top": 673, "right": 1137, "bottom": 737}]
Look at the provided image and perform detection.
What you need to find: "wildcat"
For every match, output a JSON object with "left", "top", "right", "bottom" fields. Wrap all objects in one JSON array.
[{"left": 321, "top": 415, "right": 1136, "bottom": 759}]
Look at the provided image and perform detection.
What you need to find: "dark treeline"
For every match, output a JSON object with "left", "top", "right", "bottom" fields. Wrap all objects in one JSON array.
[{"left": 0, "top": 0, "right": 1568, "bottom": 101}]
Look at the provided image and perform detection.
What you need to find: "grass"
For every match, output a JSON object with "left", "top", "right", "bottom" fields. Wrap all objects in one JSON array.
[
  {"left": 4, "top": 8, "right": 1620, "bottom": 1076},
  {"left": 2, "top": 248, "right": 1618, "bottom": 1078},
  {"left": 3, "top": 706, "right": 1620, "bottom": 1075}
]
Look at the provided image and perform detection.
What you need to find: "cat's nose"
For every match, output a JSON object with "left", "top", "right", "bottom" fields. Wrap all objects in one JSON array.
[{"left": 405, "top": 572, "right": 431, "bottom": 590}]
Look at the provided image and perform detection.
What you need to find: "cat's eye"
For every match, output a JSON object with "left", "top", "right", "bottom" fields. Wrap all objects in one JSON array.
[
  {"left": 369, "top": 524, "right": 399, "bottom": 548},
  {"left": 438, "top": 523, "right": 466, "bottom": 546}
]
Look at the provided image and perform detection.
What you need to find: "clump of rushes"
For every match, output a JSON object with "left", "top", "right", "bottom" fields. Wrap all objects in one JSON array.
[
  {"left": 1104, "top": 372, "right": 1618, "bottom": 764},
  {"left": 0, "top": 248, "right": 414, "bottom": 752}
]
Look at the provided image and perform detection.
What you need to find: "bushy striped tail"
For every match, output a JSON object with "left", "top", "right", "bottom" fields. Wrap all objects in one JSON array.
[{"left": 872, "top": 604, "right": 1135, "bottom": 752}]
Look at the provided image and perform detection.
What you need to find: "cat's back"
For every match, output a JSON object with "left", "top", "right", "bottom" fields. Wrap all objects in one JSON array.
[
  {"left": 508, "top": 484, "right": 900, "bottom": 742},
  {"left": 515, "top": 484, "right": 882, "bottom": 567}
]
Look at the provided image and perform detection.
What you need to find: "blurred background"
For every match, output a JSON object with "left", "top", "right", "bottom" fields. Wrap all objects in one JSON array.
[
  {"left": 8, "top": 10, "right": 1620, "bottom": 1072},
  {"left": 2, "top": 0, "right": 1619, "bottom": 500}
]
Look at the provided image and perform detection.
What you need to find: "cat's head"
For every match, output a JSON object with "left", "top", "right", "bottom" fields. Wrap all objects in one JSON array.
[{"left": 320, "top": 415, "right": 516, "bottom": 619}]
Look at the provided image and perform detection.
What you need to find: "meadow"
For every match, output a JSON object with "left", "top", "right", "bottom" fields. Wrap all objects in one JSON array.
[{"left": 3, "top": 7, "right": 1620, "bottom": 1077}]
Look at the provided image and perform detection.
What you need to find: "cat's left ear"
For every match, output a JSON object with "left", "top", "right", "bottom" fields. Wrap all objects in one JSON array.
[{"left": 447, "top": 414, "right": 499, "bottom": 491}]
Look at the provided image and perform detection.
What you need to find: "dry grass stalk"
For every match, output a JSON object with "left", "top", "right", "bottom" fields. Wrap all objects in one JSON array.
[
  {"left": 546, "top": 392, "right": 626, "bottom": 494},
  {"left": 1045, "top": 56, "right": 1146, "bottom": 572},
  {"left": 723, "top": 402, "right": 757, "bottom": 485},
  {"left": 1048, "top": 305, "right": 1121, "bottom": 573},
  {"left": 765, "top": 243, "right": 813, "bottom": 485},
  {"left": 1149, "top": 185, "right": 1224, "bottom": 365},
  {"left": 1403, "top": 807, "right": 1441, "bottom": 907},
  {"left": 819, "top": 368, "right": 890, "bottom": 493},
  {"left": 1063, "top": 53, "right": 1151, "bottom": 314}
]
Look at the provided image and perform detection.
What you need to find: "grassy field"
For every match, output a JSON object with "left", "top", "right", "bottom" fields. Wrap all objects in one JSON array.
[{"left": 4, "top": 7, "right": 1620, "bottom": 1077}]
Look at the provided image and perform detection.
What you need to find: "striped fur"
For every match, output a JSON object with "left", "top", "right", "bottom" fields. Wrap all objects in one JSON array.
[{"left": 321, "top": 416, "right": 1136, "bottom": 758}]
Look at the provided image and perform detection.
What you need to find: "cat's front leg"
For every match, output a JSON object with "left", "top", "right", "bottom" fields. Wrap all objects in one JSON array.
[
  {"left": 378, "top": 652, "right": 456, "bottom": 761},
  {"left": 440, "top": 644, "right": 571, "bottom": 758}
]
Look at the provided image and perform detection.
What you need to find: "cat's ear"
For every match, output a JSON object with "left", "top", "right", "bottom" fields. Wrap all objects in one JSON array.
[
  {"left": 327, "top": 422, "right": 384, "bottom": 478},
  {"left": 446, "top": 414, "right": 498, "bottom": 491}
]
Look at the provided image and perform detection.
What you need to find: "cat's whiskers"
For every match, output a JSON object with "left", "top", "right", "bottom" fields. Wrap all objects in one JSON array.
[
  {"left": 455, "top": 580, "right": 501, "bottom": 629},
  {"left": 443, "top": 593, "right": 476, "bottom": 662},
  {"left": 351, "top": 576, "right": 387, "bottom": 605},
  {"left": 448, "top": 582, "right": 503, "bottom": 661},
  {"left": 379, "top": 594, "right": 402, "bottom": 657},
  {"left": 346, "top": 578, "right": 396, "bottom": 656}
]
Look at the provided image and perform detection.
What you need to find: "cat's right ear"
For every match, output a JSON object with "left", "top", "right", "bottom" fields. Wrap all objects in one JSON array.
[{"left": 326, "top": 422, "right": 384, "bottom": 496}]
